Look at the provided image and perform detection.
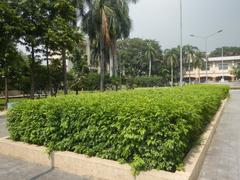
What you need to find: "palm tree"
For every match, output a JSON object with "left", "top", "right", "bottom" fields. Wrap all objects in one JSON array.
[
  {"left": 82, "top": 0, "right": 114, "bottom": 91},
  {"left": 183, "top": 45, "right": 198, "bottom": 83},
  {"left": 193, "top": 51, "right": 204, "bottom": 83},
  {"left": 145, "top": 42, "right": 157, "bottom": 77},
  {"left": 108, "top": 0, "right": 138, "bottom": 77},
  {"left": 82, "top": 0, "right": 137, "bottom": 91},
  {"left": 164, "top": 49, "right": 178, "bottom": 86}
]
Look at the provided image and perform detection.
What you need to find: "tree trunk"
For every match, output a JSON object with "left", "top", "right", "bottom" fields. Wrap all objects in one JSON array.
[
  {"left": 100, "top": 33, "right": 105, "bottom": 92},
  {"left": 62, "top": 49, "right": 68, "bottom": 95},
  {"left": 198, "top": 68, "right": 201, "bottom": 83},
  {"left": 188, "top": 61, "right": 191, "bottom": 84},
  {"left": 4, "top": 73, "right": 8, "bottom": 110},
  {"left": 122, "top": 65, "right": 126, "bottom": 76},
  {"left": 86, "top": 36, "right": 91, "bottom": 66},
  {"left": 113, "top": 40, "right": 118, "bottom": 77},
  {"left": 149, "top": 59, "right": 152, "bottom": 77},
  {"left": 109, "top": 47, "right": 114, "bottom": 77},
  {"left": 171, "top": 58, "right": 173, "bottom": 87},
  {"left": 46, "top": 43, "right": 52, "bottom": 96},
  {"left": 30, "top": 45, "right": 35, "bottom": 99}
]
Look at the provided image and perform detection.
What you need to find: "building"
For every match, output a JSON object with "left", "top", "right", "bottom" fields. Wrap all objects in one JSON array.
[{"left": 184, "top": 55, "right": 240, "bottom": 82}]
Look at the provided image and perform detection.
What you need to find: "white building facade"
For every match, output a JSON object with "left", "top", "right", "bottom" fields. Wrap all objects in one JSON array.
[{"left": 184, "top": 56, "right": 240, "bottom": 82}]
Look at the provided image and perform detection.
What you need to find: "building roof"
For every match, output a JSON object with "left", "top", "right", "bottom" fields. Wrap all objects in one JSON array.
[{"left": 207, "top": 56, "right": 240, "bottom": 62}]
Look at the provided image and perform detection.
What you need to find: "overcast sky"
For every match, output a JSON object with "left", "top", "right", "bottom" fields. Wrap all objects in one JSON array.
[{"left": 129, "top": 0, "right": 240, "bottom": 52}]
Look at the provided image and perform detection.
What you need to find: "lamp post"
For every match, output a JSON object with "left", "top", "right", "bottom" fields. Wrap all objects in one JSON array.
[
  {"left": 179, "top": 0, "right": 183, "bottom": 87},
  {"left": 190, "top": 30, "right": 223, "bottom": 83}
]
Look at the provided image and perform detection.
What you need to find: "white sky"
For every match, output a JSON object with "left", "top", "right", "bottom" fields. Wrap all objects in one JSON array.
[{"left": 129, "top": 0, "right": 240, "bottom": 52}]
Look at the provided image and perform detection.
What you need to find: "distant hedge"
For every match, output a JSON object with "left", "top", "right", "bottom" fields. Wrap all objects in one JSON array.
[
  {"left": 124, "top": 76, "right": 165, "bottom": 89},
  {"left": 8, "top": 85, "right": 229, "bottom": 174}
]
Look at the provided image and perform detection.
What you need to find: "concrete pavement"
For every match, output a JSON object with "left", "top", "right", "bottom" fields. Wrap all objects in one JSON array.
[
  {"left": 0, "top": 112, "right": 8, "bottom": 138},
  {"left": 0, "top": 112, "right": 93, "bottom": 180},
  {"left": 198, "top": 90, "right": 240, "bottom": 180},
  {"left": 0, "top": 155, "right": 90, "bottom": 180}
]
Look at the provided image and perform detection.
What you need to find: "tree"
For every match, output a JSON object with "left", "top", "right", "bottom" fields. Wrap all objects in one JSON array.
[
  {"left": 83, "top": 0, "right": 115, "bottom": 91},
  {"left": 193, "top": 51, "right": 204, "bottom": 83},
  {"left": 183, "top": 45, "right": 198, "bottom": 83},
  {"left": 164, "top": 49, "right": 178, "bottom": 86},
  {"left": 83, "top": 0, "right": 138, "bottom": 91},
  {"left": 210, "top": 47, "right": 240, "bottom": 57},
  {"left": 117, "top": 38, "right": 163, "bottom": 77},
  {"left": 232, "top": 67, "right": 240, "bottom": 80},
  {"left": 0, "top": 0, "right": 22, "bottom": 107},
  {"left": 145, "top": 42, "right": 157, "bottom": 77},
  {"left": 16, "top": 0, "right": 46, "bottom": 99},
  {"left": 108, "top": 0, "right": 136, "bottom": 77},
  {"left": 0, "top": 47, "right": 24, "bottom": 107},
  {"left": 47, "top": 0, "right": 83, "bottom": 95},
  {"left": 69, "top": 44, "right": 89, "bottom": 94}
]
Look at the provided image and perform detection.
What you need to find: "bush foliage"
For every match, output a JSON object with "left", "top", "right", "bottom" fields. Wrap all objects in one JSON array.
[
  {"left": 124, "top": 76, "right": 165, "bottom": 89},
  {"left": 7, "top": 85, "right": 229, "bottom": 174}
]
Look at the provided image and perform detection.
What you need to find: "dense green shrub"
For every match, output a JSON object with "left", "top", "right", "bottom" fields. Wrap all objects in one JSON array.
[
  {"left": 7, "top": 85, "right": 229, "bottom": 174},
  {"left": 125, "top": 76, "right": 165, "bottom": 89}
]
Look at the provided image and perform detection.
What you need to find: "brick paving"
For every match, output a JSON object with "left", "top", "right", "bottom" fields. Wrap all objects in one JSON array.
[{"left": 198, "top": 90, "right": 240, "bottom": 180}]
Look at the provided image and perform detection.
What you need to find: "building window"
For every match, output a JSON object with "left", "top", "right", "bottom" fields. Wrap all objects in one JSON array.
[{"left": 218, "top": 64, "right": 228, "bottom": 70}]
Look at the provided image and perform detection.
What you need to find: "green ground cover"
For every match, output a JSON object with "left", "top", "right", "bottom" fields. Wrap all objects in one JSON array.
[
  {"left": 7, "top": 85, "right": 229, "bottom": 174},
  {"left": 0, "top": 98, "right": 29, "bottom": 111}
]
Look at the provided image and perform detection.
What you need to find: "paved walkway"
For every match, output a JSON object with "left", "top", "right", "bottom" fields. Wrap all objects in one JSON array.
[
  {"left": 0, "top": 113, "right": 92, "bottom": 180},
  {"left": 0, "top": 113, "right": 8, "bottom": 138},
  {"left": 0, "top": 155, "right": 90, "bottom": 180},
  {"left": 198, "top": 90, "right": 240, "bottom": 180}
]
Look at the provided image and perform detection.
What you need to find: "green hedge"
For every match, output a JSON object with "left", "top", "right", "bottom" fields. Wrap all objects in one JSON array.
[
  {"left": 7, "top": 85, "right": 229, "bottom": 174},
  {"left": 124, "top": 76, "right": 165, "bottom": 89}
]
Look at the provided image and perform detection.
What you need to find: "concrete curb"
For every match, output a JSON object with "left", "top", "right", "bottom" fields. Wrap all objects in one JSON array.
[{"left": 0, "top": 99, "right": 228, "bottom": 180}]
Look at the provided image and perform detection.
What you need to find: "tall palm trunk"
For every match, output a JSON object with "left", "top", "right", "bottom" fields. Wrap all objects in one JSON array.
[
  {"left": 30, "top": 44, "right": 35, "bottom": 99},
  {"left": 109, "top": 47, "right": 114, "bottom": 77},
  {"left": 62, "top": 49, "right": 68, "bottom": 95},
  {"left": 171, "top": 57, "right": 173, "bottom": 87},
  {"left": 113, "top": 39, "right": 118, "bottom": 77},
  {"left": 86, "top": 36, "right": 91, "bottom": 66},
  {"left": 198, "top": 67, "right": 201, "bottom": 83},
  {"left": 100, "top": 32, "right": 105, "bottom": 92},
  {"left": 149, "top": 58, "right": 152, "bottom": 77},
  {"left": 188, "top": 61, "right": 191, "bottom": 84}
]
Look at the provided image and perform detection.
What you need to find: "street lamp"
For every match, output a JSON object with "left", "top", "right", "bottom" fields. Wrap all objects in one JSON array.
[
  {"left": 190, "top": 30, "right": 223, "bottom": 83},
  {"left": 179, "top": 0, "right": 183, "bottom": 86}
]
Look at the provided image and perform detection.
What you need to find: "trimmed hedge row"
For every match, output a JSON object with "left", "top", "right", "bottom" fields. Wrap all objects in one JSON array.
[{"left": 7, "top": 85, "right": 229, "bottom": 174}]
